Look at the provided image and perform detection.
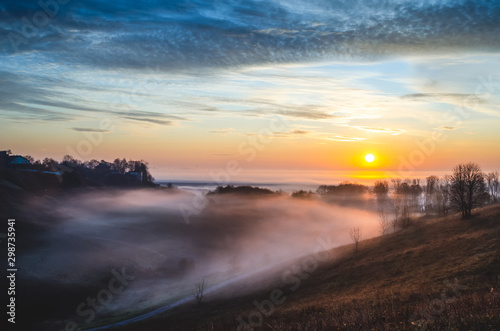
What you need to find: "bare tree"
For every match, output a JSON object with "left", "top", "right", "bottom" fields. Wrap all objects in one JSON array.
[
  {"left": 112, "top": 158, "right": 129, "bottom": 174},
  {"left": 486, "top": 171, "right": 499, "bottom": 203},
  {"left": 349, "top": 227, "right": 362, "bottom": 252},
  {"left": 373, "top": 180, "right": 389, "bottom": 199},
  {"left": 84, "top": 159, "right": 100, "bottom": 170},
  {"left": 425, "top": 175, "right": 439, "bottom": 214},
  {"left": 400, "top": 205, "right": 412, "bottom": 228},
  {"left": 436, "top": 176, "right": 451, "bottom": 217},
  {"left": 62, "top": 155, "right": 80, "bottom": 167},
  {"left": 193, "top": 279, "right": 208, "bottom": 305},
  {"left": 24, "top": 155, "right": 35, "bottom": 163},
  {"left": 391, "top": 204, "right": 400, "bottom": 232},
  {"left": 450, "top": 162, "right": 488, "bottom": 218},
  {"left": 378, "top": 209, "right": 390, "bottom": 235}
]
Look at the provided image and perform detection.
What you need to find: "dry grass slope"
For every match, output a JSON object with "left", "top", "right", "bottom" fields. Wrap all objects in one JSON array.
[{"left": 115, "top": 205, "right": 500, "bottom": 331}]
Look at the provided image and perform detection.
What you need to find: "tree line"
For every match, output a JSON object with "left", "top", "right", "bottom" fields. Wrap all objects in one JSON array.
[{"left": 3, "top": 152, "right": 155, "bottom": 189}]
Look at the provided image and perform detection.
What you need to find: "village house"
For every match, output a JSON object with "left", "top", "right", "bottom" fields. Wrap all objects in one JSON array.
[{"left": 0, "top": 151, "right": 31, "bottom": 168}]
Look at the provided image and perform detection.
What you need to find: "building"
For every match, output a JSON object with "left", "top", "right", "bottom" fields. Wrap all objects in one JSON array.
[
  {"left": 128, "top": 171, "right": 143, "bottom": 183},
  {"left": 9, "top": 156, "right": 31, "bottom": 165},
  {"left": 0, "top": 151, "right": 31, "bottom": 168},
  {"left": 95, "top": 163, "right": 111, "bottom": 175}
]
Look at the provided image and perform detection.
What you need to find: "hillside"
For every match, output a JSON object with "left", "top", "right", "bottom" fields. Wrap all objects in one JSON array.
[{"left": 112, "top": 205, "right": 500, "bottom": 331}]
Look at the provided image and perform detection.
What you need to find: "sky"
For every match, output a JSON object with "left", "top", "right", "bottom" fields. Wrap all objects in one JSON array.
[{"left": 0, "top": 0, "right": 499, "bottom": 182}]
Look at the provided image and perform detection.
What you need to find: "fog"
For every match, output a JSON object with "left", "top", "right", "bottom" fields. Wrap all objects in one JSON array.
[{"left": 21, "top": 188, "right": 380, "bottom": 326}]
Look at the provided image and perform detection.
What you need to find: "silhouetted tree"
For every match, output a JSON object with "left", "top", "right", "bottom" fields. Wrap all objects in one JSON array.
[
  {"left": 450, "top": 162, "right": 487, "bottom": 218},
  {"left": 485, "top": 171, "right": 499, "bottom": 203},
  {"left": 349, "top": 227, "right": 362, "bottom": 252},
  {"left": 373, "top": 180, "right": 389, "bottom": 199},
  {"left": 425, "top": 175, "right": 439, "bottom": 213},
  {"left": 42, "top": 157, "right": 58, "bottom": 170},
  {"left": 193, "top": 279, "right": 207, "bottom": 305},
  {"left": 316, "top": 182, "right": 367, "bottom": 196},
  {"left": 61, "top": 155, "right": 81, "bottom": 167},
  {"left": 112, "top": 158, "right": 128, "bottom": 174},
  {"left": 84, "top": 159, "right": 100, "bottom": 170},
  {"left": 400, "top": 205, "right": 412, "bottom": 228},
  {"left": 436, "top": 176, "right": 451, "bottom": 217},
  {"left": 391, "top": 204, "right": 400, "bottom": 232},
  {"left": 291, "top": 190, "right": 315, "bottom": 199},
  {"left": 378, "top": 209, "right": 390, "bottom": 235},
  {"left": 409, "top": 179, "right": 422, "bottom": 212}
]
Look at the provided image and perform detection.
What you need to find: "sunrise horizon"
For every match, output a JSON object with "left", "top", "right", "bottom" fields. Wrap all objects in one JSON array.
[{"left": 1, "top": 1, "right": 499, "bottom": 330}]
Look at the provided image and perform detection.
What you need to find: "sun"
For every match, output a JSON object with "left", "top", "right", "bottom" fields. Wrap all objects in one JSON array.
[{"left": 365, "top": 154, "right": 375, "bottom": 163}]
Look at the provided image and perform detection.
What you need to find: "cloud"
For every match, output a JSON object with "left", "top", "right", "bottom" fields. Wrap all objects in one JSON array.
[
  {"left": 401, "top": 90, "right": 498, "bottom": 117},
  {"left": 353, "top": 126, "right": 406, "bottom": 135},
  {"left": 208, "top": 129, "right": 234, "bottom": 135},
  {"left": 0, "top": 0, "right": 498, "bottom": 71},
  {"left": 401, "top": 93, "right": 476, "bottom": 101},
  {"left": 324, "top": 135, "right": 366, "bottom": 142},
  {"left": 71, "top": 128, "right": 112, "bottom": 133},
  {"left": 436, "top": 125, "right": 466, "bottom": 130},
  {"left": 272, "top": 129, "right": 311, "bottom": 138},
  {"left": 0, "top": 70, "right": 188, "bottom": 125},
  {"left": 290, "top": 129, "right": 309, "bottom": 135},
  {"left": 255, "top": 28, "right": 300, "bottom": 36},
  {"left": 122, "top": 117, "right": 173, "bottom": 125}
]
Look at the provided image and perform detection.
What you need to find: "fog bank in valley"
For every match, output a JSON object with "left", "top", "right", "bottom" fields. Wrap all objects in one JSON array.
[{"left": 21, "top": 188, "right": 379, "bottom": 326}]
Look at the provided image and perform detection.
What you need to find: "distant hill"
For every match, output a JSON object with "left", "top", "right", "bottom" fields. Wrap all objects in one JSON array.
[
  {"left": 208, "top": 185, "right": 278, "bottom": 196},
  {"left": 114, "top": 205, "right": 500, "bottom": 330}
]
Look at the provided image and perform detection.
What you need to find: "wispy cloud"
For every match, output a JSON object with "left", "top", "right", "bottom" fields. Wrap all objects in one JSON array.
[
  {"left": 123, "top": 117, "right": 173, "bottom": 125},
  {"left": 324, "top": 135, "right": 366, "bottom": 142},
  {"left": 208, "top": 129, "right": 234, "bottom": 135},
  {"left": 71, "top": 128, "right": 112, "bottom": 133},
  {"left": 353, "top": 126, "right": 406, "bottom": 135},
  {"left": 272, "top": 129, "right": 312, "bottom": 138},
  {"left": 436, "top": 125, "right": 466, "bottom": 130},
  {"left": 401, "top": 93, "right": 480, "bottom": 102},
  {"left": 1, "top": 0, "right": 498, "bottom": 70}
]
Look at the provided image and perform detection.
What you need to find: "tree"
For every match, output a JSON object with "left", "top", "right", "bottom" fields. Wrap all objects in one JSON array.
[
  {"left": 62, "top": 155, "right": 80, "bottom": 167},
  {"left": 373, "top": 180, "right": 389, "bottom": 199},
  {"left": 349, "top": 227, "right": 362, "bottom": 252},
  {"left": 193, "top": 279, "right": 207, "bottom": 305},
  {"left": 485, "top": 171, "right": 499, "bottom": 203},
  {"left": 409, "top": 179, "right": 422, "bottom": 212},
  {"left": 425, "top": 175, "right": 440, "bottom": 213},
  {"left": 391, "top": 204, "right": 400, "bottom": 232},
  {"left": 112, "top": 158, "right": 128, "bottom": 174},
  {"left": 450, "top": 162, "right": 487, "bottom": 218},
  {"left": 42, "top": 157, "right": 58, "bottom": 170},
  {"left": 24, "top": 155, "right": 35, "bottom": 163},
  {"left": 436, "top": 176, "right": 451, "bottom": 217},
  {"left": 84, "top": 159, "right": 100, "bottom": 169},
  {"left": 400, "top": 205, "right": 412, "bottom": 228},
  {"left": 378, "top": 209, "right": 390, "bottom": 235}
]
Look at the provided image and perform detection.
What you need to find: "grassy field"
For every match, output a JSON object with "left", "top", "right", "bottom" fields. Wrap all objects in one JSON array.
[{"left": 113, "top": 205, "right": 500, "bottom": 331}]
